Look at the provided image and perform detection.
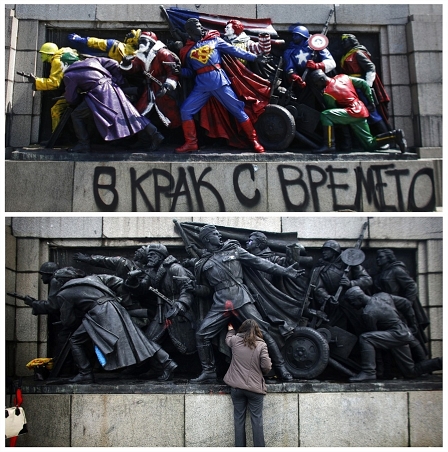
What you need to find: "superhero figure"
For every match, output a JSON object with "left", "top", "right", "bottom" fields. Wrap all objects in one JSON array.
[
  {"left": 120, "top": 32, "right": 182, "bottom": 129},
  {"left": 20, "top": 42, "right": 78, "bottom": 131},
  {"left": 68, "top": 29, "right": 141, "bottom": 62},
  {"left": 224, "top": 19, "right": 271, "bottom": 62},
  {"left": 309, "top": 70, "right": 407, "bottom": 153},
  {"left": 283, "top": 24, "right": 336, "bottom": 110},
  {"left": 61, "top": 52, "right": 163, "bottom": 153},
  {"left": 176, "top": 18, "right": 269, "bottom": 154},
  {"left": 340, "top": 34, "right": 391, "bottom": 138}
]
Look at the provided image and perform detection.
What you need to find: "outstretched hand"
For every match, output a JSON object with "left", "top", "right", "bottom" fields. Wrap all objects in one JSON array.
[{"left": 284, "top": 265, "right": 306, "bottom": 279}]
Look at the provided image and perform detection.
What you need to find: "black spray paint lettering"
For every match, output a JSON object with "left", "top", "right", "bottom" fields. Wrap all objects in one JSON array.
[{"left": 93, "top": 163, "right": 435, "bottom": 212}]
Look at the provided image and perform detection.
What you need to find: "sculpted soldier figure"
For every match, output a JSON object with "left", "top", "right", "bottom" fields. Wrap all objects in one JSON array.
[
  {"left": 309, "top": 70, "right": 407, "bottom": 153},
  {"left": 74, "top": 247, "right": 147, "bottom": 277},
  {"left": 340, "top": 34, "right": 391, "bottom": 137},
  {"left": 68, "top": 29, "right": 141, "bottom": 62},
  {"left": 61, "top": 52, "right": 164, "bottom": 153},
  {"left": 345, "top": 287, "right": 442, "bottom": 382},
  {"left": 374, "top": 248, "right": 429, "bottom": 359},
  {"left": 175, "top": 18, "right": 269, "bottom": 154},
  {"left": 21, "top": 264, "right": 86, "bottom": 361},
  {"left": 119, "top": 31, "right": 182, "bottom": 130},
  {"left": 310, "top": 240, "right": 372, "bottom": 332},
  {"left": 124, "top": 244, "right": 197, "bottom": 359},
  {"left": 57, "top": 270, "right": 178, "bottom": 383},
  {"left": 188, "top": 224, "right": 305, "bottom": 383},
  {"left": 246, "top": 232, "right": 313, "bottom": 281},
  {"left": 19, "top": 42, "right": 78, "bottom": 132},
  {"left": 74, "top": 246, "right": 151, "bottom": 312}
]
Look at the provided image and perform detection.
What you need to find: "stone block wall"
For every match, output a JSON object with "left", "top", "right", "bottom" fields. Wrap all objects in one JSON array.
[
  {"left": 10, "top": 388, "right": 443, "bottom": 447},
  {"left": 5, "top": 216, "right": 443, "bottom": 377},
  {"left": 4, "top": 4, "right": 443, "bottom": 151}
]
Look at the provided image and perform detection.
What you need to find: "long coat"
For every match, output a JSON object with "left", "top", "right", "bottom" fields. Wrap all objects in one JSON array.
[
  {"left": 63, "top": 57, "right": 149, "bottom": 140},
  {"left": 122, "top": 42, "right": 182, "bottom": 128},
  {"left": 58, "top": 275, "right": 160, "bottom": 371},
  {"left": 223, "top": 330, "right": 272, "bottom": 395}
]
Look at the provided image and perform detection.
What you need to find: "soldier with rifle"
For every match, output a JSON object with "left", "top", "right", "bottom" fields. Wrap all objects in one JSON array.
[
  {"left": 123, "top": 244, "right": 197, "bottom": 378},
  {"left": 308, "top": 223, "right": 373, "bottom": 333},
  {"left": 11, "top": 263, "right": 86, "bottom": 365},
  {"left": 17, "top": 42, "right": 78, "bottom": 133},
  {"left": 119, "top": 31, "right": 182, "bottom": 132}
]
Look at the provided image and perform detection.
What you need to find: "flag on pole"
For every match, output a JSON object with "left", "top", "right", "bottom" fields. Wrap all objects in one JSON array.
[{"left": 163, "top": 6, "right": 280, "bottom": 39}]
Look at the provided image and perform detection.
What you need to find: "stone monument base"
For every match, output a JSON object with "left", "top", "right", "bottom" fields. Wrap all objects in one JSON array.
[
  {"left": 9, "top": 375, "right": 442, "bottom": 447},
  {"left": 5, "top": 145, "right": 442, "bottom": 212}
]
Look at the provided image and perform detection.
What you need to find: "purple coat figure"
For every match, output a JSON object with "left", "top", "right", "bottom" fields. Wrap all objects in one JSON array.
[{"left": 63, "top": 57, "right": 149, "bottom": 142}]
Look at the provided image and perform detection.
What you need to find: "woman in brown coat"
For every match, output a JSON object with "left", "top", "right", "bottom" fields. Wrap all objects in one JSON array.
[{"left": 224, "top": 319, "right": 272, "bottom": 447}]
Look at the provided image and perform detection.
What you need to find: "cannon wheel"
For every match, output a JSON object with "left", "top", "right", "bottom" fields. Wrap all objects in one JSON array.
[
  {"left": 282, "top": 327, "right": 330, "bottom": 379},
  {"left": 255, "top": 104, "right": 296, "bottom": 150}
]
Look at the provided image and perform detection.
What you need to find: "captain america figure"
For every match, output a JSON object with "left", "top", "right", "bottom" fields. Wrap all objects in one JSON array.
[{"left": 283, "top": 24, "right": 336, "bottom": 89}]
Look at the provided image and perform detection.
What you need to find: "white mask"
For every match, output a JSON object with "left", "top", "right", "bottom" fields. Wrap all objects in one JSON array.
[{"left": 225, "top": 23, "right": 236, "bottom": 40}]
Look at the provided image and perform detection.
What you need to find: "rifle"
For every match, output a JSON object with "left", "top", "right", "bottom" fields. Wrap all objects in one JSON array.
[
  {"left": 143, "top": 70, "right": 163, "bottom": 87},
  {"left": 7, "top": 292, "right": 29, "bottom": 302},
  {"left": 16, "top": 70, "right": 33, "bottom": 79},
  {"left": 173, "top": 219, "right": 200, "bottom": 258},
  {"left": 333, "top": 221, "right": 368, "bottom": 303},
  {"left": 302, "top": 7, "right": 334, "bottom": 81}
]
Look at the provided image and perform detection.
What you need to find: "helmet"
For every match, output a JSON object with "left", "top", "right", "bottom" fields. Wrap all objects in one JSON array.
[
  {"left": 124, "top": 29, "right": 142, "bottom": 47},
  {"left": 144, "top": 244, "right": 169, "bottom": 258},
  {"left": 39, "top": 42, "right": 59, "bottom": 55},
  {"left": 60, "top": 52, "right": 79, "bottom": 65},
  {"left": 140, "top": 31, "right": 158, "bottom": 41},
  {"left": 226, "top": 20, "right": 244, "bottom": 36},
  {"left": 322, "top": 240, "right": 341, "bottom": 254},
  {"left": 341, "top": 34, "right": 359, "bottom": 51},
  {"left": 291, "top": 25, "right": 310, "bottom": 39},
  {"left": 53, "top": 266, "right": 86, "bottom": 281},
  {"left": 38, "top": 262, "right": 59, "bottom": 275}
]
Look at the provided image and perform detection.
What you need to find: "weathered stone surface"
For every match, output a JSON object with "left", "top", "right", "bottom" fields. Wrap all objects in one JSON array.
[
  {"left": 282, "top": 216, "right": 368, "bottom": 239},
  {"left": 12, "top": 217, "right": 103, "bottom": 238},
  {"left": 103, "top": 216, "right": 182, "bottom": 238},
  {"left": 15, "top": 342, "right": 39, "bottom": 377},
  {"left": 5, "top": 161, "right": 75, "bottom": 211},
  {"left": 409, "top": 391, "right": 443, "bottom": 446},
  {"left": 14, "top": 395, "right": 71, "bottom": 447},
  {"left": 369, "top": 217, "right": 442, "bottom": 240},
  {"left": 71, "top": 394, "right": 185, "bottom": 447},
  {"left": 185, "top": 394, "right": 234, "bottom": 447},
  {"left": 16, "top": 238, "right": 40, "bottom": 272},
  {"left": 15, "top": 307, "right": 38, "bottom": 342},
  {"left": 262, "top": 393, "right": 299, "bottom": 447},
  {"left": 299, "top": 392, "right": 409, "bottom": 446}
]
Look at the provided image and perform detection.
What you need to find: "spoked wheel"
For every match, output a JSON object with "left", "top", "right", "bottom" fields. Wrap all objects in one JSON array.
[
  {"left": 282, "top": 327, "right": 330, "bottom": 379},
  {"left": 255, "top": 104, "right": 296, "bottom": 150}
]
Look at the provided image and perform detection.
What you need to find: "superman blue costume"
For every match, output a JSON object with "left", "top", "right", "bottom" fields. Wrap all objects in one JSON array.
[{"left": 176, "top": 19, "right": 270, "bottom": 153}]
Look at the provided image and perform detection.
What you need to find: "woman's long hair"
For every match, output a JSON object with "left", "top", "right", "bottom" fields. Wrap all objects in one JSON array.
[{"left": 237, "top": 319, "right": 263, "bottom": 349}]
